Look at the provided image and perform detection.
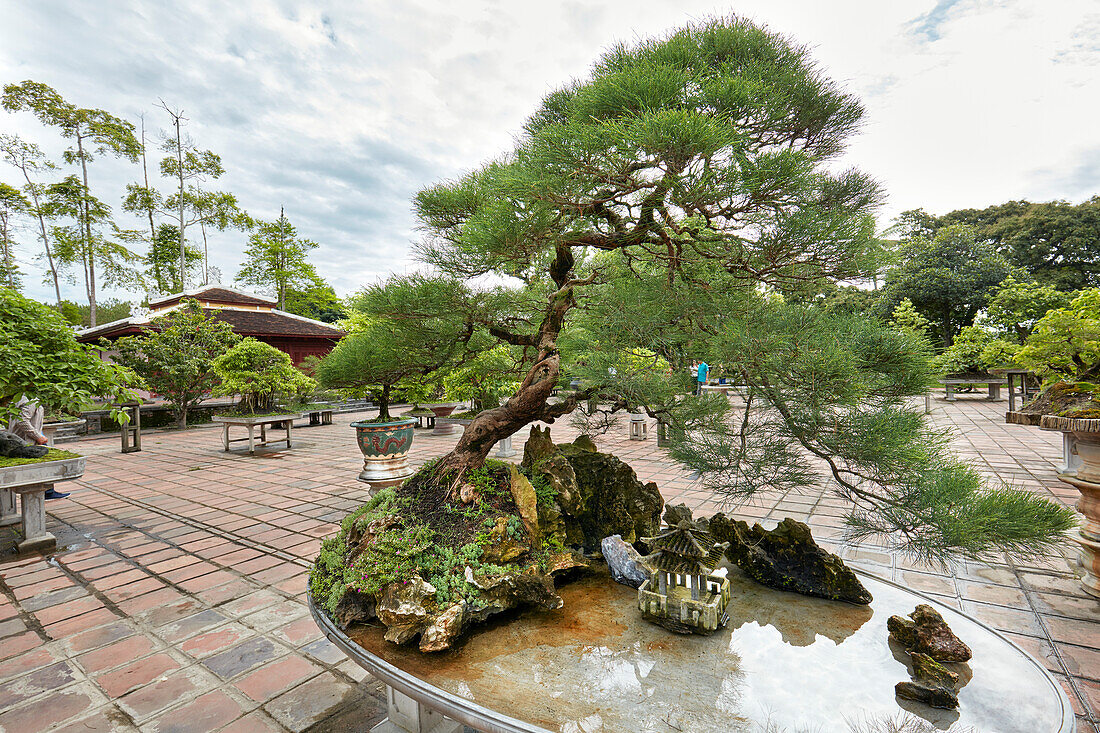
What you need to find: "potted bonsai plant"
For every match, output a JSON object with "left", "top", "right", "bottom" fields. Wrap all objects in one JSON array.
[
  {"left": 318, "top": 277, "right": 474, "bottom": 482},
  {"left": 0, "top": 287, "right": 134, "bottom": 551},
  {"left": 1008, "top": 288, "right": 1100, "bottom": 596},
  {"left": 212, "top": 338, "right": 316, "bottom": 416},
  {"left": 931, "top": 324, "right": 1019, "bottom": 400}
]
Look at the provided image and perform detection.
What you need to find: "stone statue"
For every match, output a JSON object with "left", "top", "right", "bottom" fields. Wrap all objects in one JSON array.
[{"left": 0, "top": 430, "right": 49, "bottom": 459}]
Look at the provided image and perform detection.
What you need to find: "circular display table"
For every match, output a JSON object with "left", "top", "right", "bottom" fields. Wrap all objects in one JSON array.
[{"left": 311, "top": 568, "right": 1074, "bottom": 733}]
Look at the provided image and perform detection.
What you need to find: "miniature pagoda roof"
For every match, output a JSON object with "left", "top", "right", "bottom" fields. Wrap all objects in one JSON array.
[{"left": 642, "top": 521, "right": 729, "bottom": 576}]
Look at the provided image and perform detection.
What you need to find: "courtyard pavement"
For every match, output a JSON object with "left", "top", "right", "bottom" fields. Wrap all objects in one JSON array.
[{"left": 0, "top": 396, "right": 1097, "bottom": 732}]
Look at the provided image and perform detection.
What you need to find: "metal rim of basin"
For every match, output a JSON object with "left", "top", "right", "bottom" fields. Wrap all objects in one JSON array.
[{"left": 307, "top": 567, "right": 1076, "bottom": 733}]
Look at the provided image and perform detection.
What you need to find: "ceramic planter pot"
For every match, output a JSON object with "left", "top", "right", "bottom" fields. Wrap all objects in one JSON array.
[
  {"left": 1039, "top": 414, "right": 1100, "bottom": 598},
  {"left": 351, "top": 418, "right": 417, "bottom": 484},
  {"left": 423, "top": 403, "right": 461, "bottom": 436}
]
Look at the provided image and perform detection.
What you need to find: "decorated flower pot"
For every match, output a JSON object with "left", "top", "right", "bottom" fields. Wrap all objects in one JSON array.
[
  {"left": 351, "top": 418, "right": 417, "bottom": 484},
  {"left": 1039, "top": 414, "right": 1100, "bottom": 598},
  {"left": 423, "top": 402, "right": 461, "bottom": 436}
]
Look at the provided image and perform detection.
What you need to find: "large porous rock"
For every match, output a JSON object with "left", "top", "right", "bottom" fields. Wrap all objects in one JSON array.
[
  {"left": 888, "top": 604, "right": 972, "bottom": 662},
  {"left": 377, "top": 575, "right": 438, "bottom": 645},
  {"left": 419, "top": 601, "right": 466, "bottom": 653},
  {"left": 601, "top": 534, "right": 651, "bottom": 588},
  {"left": 0, "top": 430, "right": 48, "bottom": 459},
  {"left": 706, "top": 512, "right": 872, "bottom": 605},
  {"left": 895, "top": 680, "right": 959, "bottom": 710},
  {"left": 522, "top": 427, "right": 663, "bottom": 550}
]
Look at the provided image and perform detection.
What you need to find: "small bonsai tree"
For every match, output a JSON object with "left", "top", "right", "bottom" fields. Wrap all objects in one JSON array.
[
  {"left": 932, "top": 325, "right": 1019, "bottom": 378},
  {"left": 111, "top": 299, "right": 241, "bottom": 427},
  {"left": 0, "top": 286, "right": 134, "bottom": 427},
  {"left": 212, "top": 338, "right": 316, "bottom": 414},
  {"left": 317, "top": 275, "right": 482, "bottom": 421},
  {"left": 1016, "top": 289, "right": 1100, "bottom": 386}
]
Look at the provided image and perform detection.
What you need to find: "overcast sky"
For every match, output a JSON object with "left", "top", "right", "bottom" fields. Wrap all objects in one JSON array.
[{"left": 1, "top": 0, "right": 1097, "bottom": 305}]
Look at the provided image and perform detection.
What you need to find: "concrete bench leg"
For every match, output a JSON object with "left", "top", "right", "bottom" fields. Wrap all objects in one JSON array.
[
  {"left": 925, "top": 393, "right": 931, "bottom": 414},
  {"left": 286, "top": 422, "right": 292, "bottom": 449},
  {"left": 0, "top": 489, "right": 19, "bottom": 527},
  {"left": 248, "top": 425, "right": 256, "bottom": 455},
  {"left": 17, "top": 484, "right": 56, "bottom": 552},
  {"left": 988, "top": 384, "right": 1002, "bottom": 401},
  {"left": 223, "top": 424, "right": 231, "bottom": 452},
  {"left": 945, "top": 384, "right": 956, "bottom": 401}
]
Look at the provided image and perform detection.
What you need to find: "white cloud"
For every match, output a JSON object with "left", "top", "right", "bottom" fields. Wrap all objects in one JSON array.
[{"left": 1, "top": 0, "right": 1096, "bottom": 305}]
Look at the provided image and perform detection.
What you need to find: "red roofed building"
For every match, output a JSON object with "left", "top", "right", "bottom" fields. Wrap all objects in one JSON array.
[{"left": 77, "top": 286, "right": 344, "bottom": 365}]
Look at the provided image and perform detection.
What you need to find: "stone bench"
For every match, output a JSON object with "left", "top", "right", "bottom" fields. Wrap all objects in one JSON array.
[
  {"left": 940, "top": 378, "right": 1007, "bottom": 401},
  {"left": 0, "top": 456, "right": 85, "bottom": 552},
  {"left": 212, "top": 414, "right": 301, "bottom": 455}
]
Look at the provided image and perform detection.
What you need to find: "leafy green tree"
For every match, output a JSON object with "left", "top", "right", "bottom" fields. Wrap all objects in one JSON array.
[
  {"left": 0, "top": 182, "right": 27, "bottom": 290},
  {"left": 43, "top": 175, "right": 142, "bottom": 306},
  {"left": 284, "top": 275, "right": 346, "bottom": 322},
  {"left": 1016, "top": 289, "right": 1100, "bottom": 386},
  {"left": 985, "top": 275, "right": 1075, "bottom": 344},
  {"left": 399, "top": 17, "right": 1072, "bottom": 560},
  {"left": 212, "top": 338, "right": 315, "bottom": 414},
  {"left": 3, "top": 81, "right": 141, "bottom": 325},
  {"left": 235, "top": 209, "right": 318, "bottom": 310},
  {"left": 879, "top": 225, "right": 1017, "bottom": 347},
  {"left": 931, "top": 325, "right": 1018, "bottom": 377},
  {"left": 889, "top": 298, "right": 931, "bottom": 339},
  {"left": 319, "top": 275, "right": 479, "bottom": 419},
  {"left": 946, "top": 198, "right": 1100, "bottom": 290},
  {"left": 111, "top": 300, "right": 240, "bottom": 427},
  {"left": 144, "top": 223, "right": 201, "bottom": 294},
  {"left": 0, "top": 134, "right": 63, "bottom": 304},
  {"left": 59, "top": 298, "right": 131, "bottom": 328},
  {"left": 0, "top": 286, "right": 134, "bottom": 426}
]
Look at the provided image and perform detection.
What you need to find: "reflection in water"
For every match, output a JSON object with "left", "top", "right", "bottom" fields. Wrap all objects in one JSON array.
[
  {"left": 726, "top": 568, "right": 874, "bottom": 647},
  {"left": 344, "top": 571, "right": 1067, "bottom": 733}
]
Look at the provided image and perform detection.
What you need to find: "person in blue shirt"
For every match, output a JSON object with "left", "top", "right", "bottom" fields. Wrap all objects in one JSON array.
[{"left": 696, "top": 362, "right": 709, "bottom": 395}]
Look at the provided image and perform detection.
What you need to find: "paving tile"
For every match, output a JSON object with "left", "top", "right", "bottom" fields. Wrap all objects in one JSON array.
[
  {"left": 95, "top": 652, "right": 181, "bottom": 697},
  {"left": 51, "top": 705, "right": 141, "bottom": 732},
  {"left": 262, "top": 673, "right": 358, "bottom": 733},
  {"left": 116, "top": 666, "right": 215, "bottom": 721},
  {"left": 181, "top": 623, "right": 255, "bottom": 660},
  {"left": 146, "top": 688, "right": 246, "bottom": 733},
  {"left": 0, "top": 645, "right": 60, "bottom": 682},
  {"left": 203, "top": 637, "right": 282, "bottom": 680},
  {"left": 1045, "top": 614, "right": 1100, "bottom": 649},
  {"left": 78, "top": 634, "right": 156, "bottom": 674},
  {"left": 0, "top": 631, "right": 43, "bottom": 661},
  {"left": 157, "top": 608, "right": 229, "bottom": 643},
  {"left": 0, "top": 660, "right": 77, "bottom": 709},
  {"left": 0, "top": 684, "right": 99, "bottom": 732},
  {"left": 233, "top": 654, "right": 321, "bottom": 702},
  {"left": 66, "top": 620, "right": 136, "bottom": 654},
  {"left": 216, "top": 711, "right": 288, "bottom": 733}
]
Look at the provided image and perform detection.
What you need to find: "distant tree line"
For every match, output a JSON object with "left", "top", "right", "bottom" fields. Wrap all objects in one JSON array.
[{"left": 0, "top": 81, "right": 345, "bottom": 326}]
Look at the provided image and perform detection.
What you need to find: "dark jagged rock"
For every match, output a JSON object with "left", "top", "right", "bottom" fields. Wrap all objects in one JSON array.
[
  {"left": 888, "top": 604, "right": 972, "bottom": 662},
  {"left": 704, "top": 512, "right": 872, "bottom": 604},
  {"left": 911, "top": 652, "right": 959, "bottom": 688},
  {"left": 895, "top": 680, "right": 959, "bottom": 710},
  {"left": 600, "top": 534, "right": 651, "bottom": 588},
  {"left": 0, "top": 430, "right": 48, "bottom": 459},
  {"left": 523, "top": 427, "right": 663, "bottom": 550}
]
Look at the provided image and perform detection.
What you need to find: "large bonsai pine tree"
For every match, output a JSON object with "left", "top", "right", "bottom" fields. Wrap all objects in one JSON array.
[{"left": 404, "top": 17, "right": 1072, "bottom": 561}]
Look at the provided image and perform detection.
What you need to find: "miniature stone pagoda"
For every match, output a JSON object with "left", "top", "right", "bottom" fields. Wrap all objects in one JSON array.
[{"left": 638, "top": 520, "right": 731, "bottom": 634}]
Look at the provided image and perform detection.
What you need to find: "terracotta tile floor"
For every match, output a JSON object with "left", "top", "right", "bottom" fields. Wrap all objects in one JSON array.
[{"left": 0, "top": 396, "right": 1097, "bottom": 732}]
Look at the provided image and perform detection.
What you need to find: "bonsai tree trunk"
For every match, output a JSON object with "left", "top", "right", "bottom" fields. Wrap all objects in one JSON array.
[
  {"left": 378, "top": 384, "right": 391, "bottom": 420},
  {"left": 433, "top": 247, "right": 582, "bottom": 489}
]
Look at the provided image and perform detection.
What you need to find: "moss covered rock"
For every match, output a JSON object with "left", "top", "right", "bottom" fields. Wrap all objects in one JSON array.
[
  {"left": 705, "top": 511, "right": 872, "bottom": 604},
  {"left": 311, "top": 430, "right": 659, "bottom": 652}
]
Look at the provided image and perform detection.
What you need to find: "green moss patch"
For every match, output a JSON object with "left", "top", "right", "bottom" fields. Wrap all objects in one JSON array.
[
  {"left": 310, "top": 459, "right": 558, "bottom": 615},
  {"left": 0, "top": 448, "right": 81, "bottom": 469}
]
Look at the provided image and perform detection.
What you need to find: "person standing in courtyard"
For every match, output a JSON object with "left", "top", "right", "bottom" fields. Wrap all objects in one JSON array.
[
  {"left": 8, "top": 396, "right": 69, "bottom": 499},
  {"left": 696, "top": 361, "right": 709, "bottom": 395}
]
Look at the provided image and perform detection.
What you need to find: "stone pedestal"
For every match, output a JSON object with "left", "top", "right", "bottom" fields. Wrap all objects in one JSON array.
[
  {"left": 493, "top": 434, "right": 517, "bottom": 458},
  {"left": 629, "top": 414, "right": 648, "bottom": 441},
  {"left": 1040, "top": 415, "right": 1100, "bottom": 598},
  {"left": 371, "top": 686, "right": 461, "bottom": 733},
  {"left": 424, "top": 404, "right": 460, "bottom": 436}
]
